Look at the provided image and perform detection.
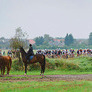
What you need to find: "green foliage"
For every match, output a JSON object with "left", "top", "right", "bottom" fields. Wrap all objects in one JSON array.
[
  {"left": 88, "top": 32, "right": 92, "bottom": 45},
  {"left": 34, "top": 34, "right": 54, "bottom": 48},
  {"left": 11, "top": 59, "right": 24, "bottom": 71},
  {"left": 46, "top": 58, "right": 80, "bottom": 70},
  {"left": 44, "top": 34, "right": 53, "bottom": 42},
  {"left": 65, "top": 33, "right": 69, "bottom": 45},
  {"left": 34, "top": 36, "right": 44, "bottom": 46},
  {"left": 12, "top": 59, "right": 41, "bottom": 71},
  {"left": 11, "top": 56, "right": 92, "bottom": 72},
  {"left": 28, "top": 63, "right": 40, "bottom": 71},
  {"left": 67, "top": 56, "right": 92, "bottom": 71},
  {"left": 65, "top": 33, "right": 74, "bottom": 46},
  {"left": 10, "top": 27, "right": 28, "bottom": 49},
  {"left": 0, "top": 37, "right": 10, "bottom": 49}
]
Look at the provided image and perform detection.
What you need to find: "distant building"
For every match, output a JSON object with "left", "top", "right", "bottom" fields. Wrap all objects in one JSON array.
[
  {"left": 28, "top": 39, "right": 35, "bottom": 45},
  {"left": 49, "top": 38, "right": 65, "bottom": 47},
  {"left": 28, "top": 38, "right": 65, "bottom": 47}
]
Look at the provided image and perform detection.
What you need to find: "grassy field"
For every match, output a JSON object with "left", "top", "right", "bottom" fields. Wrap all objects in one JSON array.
[
  {"left": 8, "top": 70, "right": 92, "bottom": 75},
  {"left": 0, "top": 80, "right": 92, "bottom": 92},
  {"left": 0, "top": 70, "right": 92, "bottom": 92},
  {"left": 0, "top": 55, "right": 92, "bottom": 92}
]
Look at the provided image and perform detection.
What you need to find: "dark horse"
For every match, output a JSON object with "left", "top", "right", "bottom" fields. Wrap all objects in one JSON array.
[
  {"left": 19, "top": 46, "right": 46, "bottom": 75},
  {"left": 0, "top": 56, "right": 12, "bottom": 75}
]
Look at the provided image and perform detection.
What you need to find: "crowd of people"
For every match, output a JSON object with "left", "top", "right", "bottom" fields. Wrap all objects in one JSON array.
[
  {"left": 0, "top": 49, "right": 6, "bottom": 56},
  {"left": 0, "top": 48, "right": 92, "bottom": 59},
  {"left": 0, "top": 49, "right": 20, "bottom": 58},
  {"left": 36, "top": 48, "right": 92, "bottom": 58}
]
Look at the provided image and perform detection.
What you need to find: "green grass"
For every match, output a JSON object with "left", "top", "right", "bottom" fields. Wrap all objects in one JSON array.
[
  {"left": 0, "top": 80, "right": 92, "bottom": 92},
  {"left": 11, "top": 55, "right": 92, "bottom": 72},
  {"left": 0, "top": 69, "right": 92, "bottom": 92},
  {"left": 0, "top": 56, "right": 92, "bottom": 92},
  {"left": 8, "top": 70, "right": 92, "bottom": 75}
]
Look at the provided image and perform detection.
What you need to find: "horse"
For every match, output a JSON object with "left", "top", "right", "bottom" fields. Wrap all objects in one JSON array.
[
  {"left": 0, "top": 56, "right": 12, "bottom": 75},
  {"left": 19, "top": 46, "right": 46, "bottom": 76}
]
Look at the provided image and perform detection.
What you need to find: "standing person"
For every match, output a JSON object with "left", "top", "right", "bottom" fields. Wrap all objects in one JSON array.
[
  {"left": 26, "top": 44, "right": 34, "bottom": 62},
  {"left": 3, "top": 50, "right": 5, "bottom": 56}
]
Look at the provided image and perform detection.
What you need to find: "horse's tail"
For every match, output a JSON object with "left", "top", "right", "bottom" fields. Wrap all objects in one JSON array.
[{"left": 43, "top": 55, "right": 46, "bottom": 73}]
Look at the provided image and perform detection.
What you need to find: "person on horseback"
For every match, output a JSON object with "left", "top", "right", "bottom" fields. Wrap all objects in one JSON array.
[{"left": 26, "top": 44, "right": 34, "bottom": 62}]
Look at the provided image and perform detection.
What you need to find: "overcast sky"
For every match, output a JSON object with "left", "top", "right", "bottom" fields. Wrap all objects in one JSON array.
[{"left": 0, "top": 0, "right": 92, "bottom": 39}]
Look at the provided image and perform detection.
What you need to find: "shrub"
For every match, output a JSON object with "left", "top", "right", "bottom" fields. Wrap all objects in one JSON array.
[
  {"left": 46, "top": 58, "right": 80, "bottom": 70},
  {"left": 11, "top": 56, "right": 92, "bottom": 71},
  {"left": 12, "top": 59, "right": 24, "bottom": 71}
]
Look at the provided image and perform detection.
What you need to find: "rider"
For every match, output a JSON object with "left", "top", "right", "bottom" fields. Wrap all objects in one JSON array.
[{"left": 26, "top": 44, "right": 34, "bottom": 62}]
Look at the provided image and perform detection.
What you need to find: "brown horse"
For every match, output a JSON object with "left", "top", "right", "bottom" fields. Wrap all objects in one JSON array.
[
  {"left": 0, "top": 56, "right": 12, "bottom": 75},
  {"left": 19, "top": 46, "right": 46, "bottom": 75}
]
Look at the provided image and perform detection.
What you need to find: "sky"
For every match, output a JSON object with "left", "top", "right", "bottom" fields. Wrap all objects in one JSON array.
[{"left": 0, "top": 0, "right": 92, "bottom": 39}]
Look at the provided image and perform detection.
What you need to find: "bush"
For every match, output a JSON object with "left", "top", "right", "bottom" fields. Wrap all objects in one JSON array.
[
  {"left": 12, "top": 59, "right": 41, "bottom": 71},
  {"left": 11, "top": 56, "right": 92, "bottom": 71},
  {"left": 46, "top": 58, "right": 80, "bottom": 70},
  {"left": 28, "top": 63, "right": 40, "bottom": 71},
  {"left": 12, "top": 59, "right": 24, "bottom": 71}
]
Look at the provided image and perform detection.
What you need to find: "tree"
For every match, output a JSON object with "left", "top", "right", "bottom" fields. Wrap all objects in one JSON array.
[
  {"left": 65, "top": 33, "right": 69, "bottom": 46},
  {"left": 34, "top": 36, "right": 44, "bottom": 46},
  {"left": 64, "top": 33, "right": 74, "bottom": 46},
  {"left": 44, "top": 34, "right": 53, "bottom": 42},
  {"left": 10, "top": 27, "right": 28, "bottom": 62},
  {"left": 88, "top": 32, "right": 92, "bottom": 45},
  {"left": 0, "top": 37, "right": 10, "bottom": 49},
  {"left": 43, "top": 34, "right": 53, "bottom": 45},
  {"left": 68, "top": 34, "right": 74, "bottom": 45},
  {"left": 10, "top": 27, "right": 28, "bottom": 49}
]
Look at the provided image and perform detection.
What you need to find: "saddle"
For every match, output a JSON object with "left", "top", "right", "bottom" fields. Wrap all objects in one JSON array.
[
  {"left": 26, "top": 55, "right": 34, "bottom": 63},
  {"left": 29, "top": 55, "right": 34, "bottom": 60}
]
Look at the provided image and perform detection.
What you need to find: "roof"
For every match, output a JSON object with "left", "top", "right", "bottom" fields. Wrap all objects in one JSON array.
[
  {"left": 29, "top": 39, "right": 35, "bottom": 44},
  {"left": 53, "top": 39, "right": 64, "bottom": 42}
]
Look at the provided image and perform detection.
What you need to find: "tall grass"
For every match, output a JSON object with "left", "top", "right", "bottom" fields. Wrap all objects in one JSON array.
[{"left": 11, "top": 56, "right": 92, "bottom": 72}]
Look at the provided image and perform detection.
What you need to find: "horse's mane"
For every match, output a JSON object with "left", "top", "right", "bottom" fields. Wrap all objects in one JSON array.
[{"left": 20, "top": 47, "right": 27, "bottom": 55}]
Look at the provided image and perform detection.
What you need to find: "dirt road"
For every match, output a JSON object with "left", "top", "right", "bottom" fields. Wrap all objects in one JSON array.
[{"left": 0, "top": 74, "right": 92, "bottom": 82}]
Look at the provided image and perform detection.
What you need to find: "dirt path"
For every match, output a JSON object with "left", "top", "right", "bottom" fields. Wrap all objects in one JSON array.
[{"left": 0, "top": 74, "right": 92, "bottom": 82}]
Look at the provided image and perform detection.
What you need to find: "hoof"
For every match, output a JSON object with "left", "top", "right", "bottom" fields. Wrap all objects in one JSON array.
[{"left": 42, "top": 75, "right": 44, "bottom": 77}]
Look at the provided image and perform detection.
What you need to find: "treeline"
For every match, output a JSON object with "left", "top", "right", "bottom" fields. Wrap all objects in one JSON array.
[
  {"left": 33, "top": 33, "right": 91, "bottom": 49},
  {"left": 0, "top": 37, "right": 10, "bottom": 49},
  {"left": 0, "top": 27, "right": 92, "bottom": 49}
]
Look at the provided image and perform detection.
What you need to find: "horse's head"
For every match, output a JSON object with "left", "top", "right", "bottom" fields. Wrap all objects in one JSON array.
[
  {"left": 19, "top": 46, "right": 27, "bottom": 63},
  {"left": 19, "top": 46, "right": 26, "bottom": 55}
]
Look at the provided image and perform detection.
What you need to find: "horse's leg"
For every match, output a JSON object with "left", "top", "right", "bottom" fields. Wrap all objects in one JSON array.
[
  {"left": 42, "top": 55, "right": 45, "bottom": 76},
  {"left": 41, "top": 65, "right": 45, "bottom": 78},
  {"left": 40, "top": 65, "right": 43, "bottom": 75},
  {"left": 24, "top": 63, "right": 27, "bottom": 75},
  {"left": 42, "top": 65, "right": 44, "bottom": 75},
  {"left": 3, "top": 66, "right": 5, "bottom": 75},
  {"left": 1, "top": 67, "right": 3, "bottom": 75},
  {"left": 7, "top": 65, "right": 9, "bottom": 75},
  {"left": 40, "top": 63, "right": 45, "bottom": 77}
]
